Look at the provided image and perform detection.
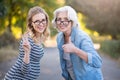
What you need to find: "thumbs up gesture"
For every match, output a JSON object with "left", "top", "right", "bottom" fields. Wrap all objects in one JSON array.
[{"left": 62, "top": 37, "right": 76, "bottom": 53}]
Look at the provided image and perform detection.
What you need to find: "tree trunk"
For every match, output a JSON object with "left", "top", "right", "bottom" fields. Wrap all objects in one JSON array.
[
  {"left": 7, "top": 0, "right": 13, "bottom": 33},
  {"left": 8, "top": 13, "right": 12, "bottom": 33}
]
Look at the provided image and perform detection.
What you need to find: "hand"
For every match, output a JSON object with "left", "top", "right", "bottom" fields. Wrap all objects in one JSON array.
[
  {"left": 22, "top": 33, "right": 31, "bottom": 54},
  {"left": 62, "top": 37, "right": 76, "bottom": 53}
]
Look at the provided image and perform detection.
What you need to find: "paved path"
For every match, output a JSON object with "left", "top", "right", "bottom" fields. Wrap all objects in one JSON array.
[
  {"left": 101, "top": 53, "right": 120, "bottom": 80},
  {"left": 0, "top": 47, "right": 120, "bottom": 80}
]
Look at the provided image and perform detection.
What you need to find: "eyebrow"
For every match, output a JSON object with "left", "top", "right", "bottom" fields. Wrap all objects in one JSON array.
[
  {"left": 56, "top": 17, "right": 69, "bottom": 20},
  {"left": 33, "top": 18, "right": 46, "bottom": 22}
]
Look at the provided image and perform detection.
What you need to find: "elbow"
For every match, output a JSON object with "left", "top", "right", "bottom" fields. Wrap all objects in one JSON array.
[
  {"left": 88, "top": 53, "right": 103, "bottom": 68},
  {"left": 97, "top": 59, "right": 102, "bottom": 68},
  {"left": 95, "top": 61, "right": 102, "bottom": 68},
  {"left": 93, "top": 58, "right": 103, "bottom": 68}
]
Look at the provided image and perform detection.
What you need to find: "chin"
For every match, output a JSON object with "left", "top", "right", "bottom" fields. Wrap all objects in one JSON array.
[
  {"left": 36, "top": 30, "right": 44, "bottom": 34},
  {"left": 39, "top": 31, "right": 44, "bottom": 33}
]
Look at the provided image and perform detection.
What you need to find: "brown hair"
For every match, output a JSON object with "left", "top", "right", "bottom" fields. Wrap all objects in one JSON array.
[{"left": 26, "top": 6, "right": 49, "bottom": 41}]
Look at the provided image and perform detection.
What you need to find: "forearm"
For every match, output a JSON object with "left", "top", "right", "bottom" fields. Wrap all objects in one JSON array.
[
  {"left": 23, "top": 52, "right": 30, "bottom": 64},
  {"left": 21, "top": 52, "right": 30, "bottom": 75},
  {"left": 74, "top": 47, "right": 88, "bottom": 63}
]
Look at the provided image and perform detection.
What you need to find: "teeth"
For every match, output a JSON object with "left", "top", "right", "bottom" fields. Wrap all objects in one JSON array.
[
  {"left": 38, "top": 27, "right": 43, "bottom": 29},
  {"left": 38, "top": 27, "right": 44, "bottom": 31},
  {"left": 60, "top": 26, "right": 65, "bottom": 29}
]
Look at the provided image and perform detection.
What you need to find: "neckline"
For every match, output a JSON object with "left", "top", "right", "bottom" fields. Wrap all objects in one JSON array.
[{"left": 29, "top": 37, "right": 42, "bottom": 47}]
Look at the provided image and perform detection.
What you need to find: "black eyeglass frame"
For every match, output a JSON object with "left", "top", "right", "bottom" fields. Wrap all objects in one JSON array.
[
  {"left": 55, "top": 19, "right": 71, "bottom": 25},
  {"left": 32, "top": 19, "right": 47, "bottom": 25}
]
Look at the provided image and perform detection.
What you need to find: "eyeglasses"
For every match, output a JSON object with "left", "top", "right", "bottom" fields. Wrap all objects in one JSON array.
[
  {"left": 32, "top": 19, "right": 47, "bottom": 25},
  {"left": 55, "top": 20, "right": 71, "bottom": 26}
]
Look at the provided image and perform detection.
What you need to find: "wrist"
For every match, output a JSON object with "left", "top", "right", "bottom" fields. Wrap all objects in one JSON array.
[
  {"left": 25, "top": 51, "right": 30, "bottom": 54},
  {"left": 73, "top": 46, "right": 78, "bottom": 53},
  {"left": 23, "top": 52, "right": 30, "bottom": 64}
]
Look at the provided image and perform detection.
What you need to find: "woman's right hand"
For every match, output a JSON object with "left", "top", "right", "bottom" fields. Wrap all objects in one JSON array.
[{"left": 22, "top": 33, "right": 31, "bottom": 54}]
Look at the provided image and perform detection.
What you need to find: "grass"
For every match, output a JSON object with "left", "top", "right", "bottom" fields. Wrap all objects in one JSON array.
[
  {"left": 98, "top": 50, "right": 120, "bottom": 66},
  {"left": 100, "top": 40, "right": 120, "bottom": 59},
  {"left": 0, "top": 45, "right": 18, "bottom": 62}
]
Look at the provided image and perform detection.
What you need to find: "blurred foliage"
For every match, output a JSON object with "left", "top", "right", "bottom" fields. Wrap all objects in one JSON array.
[
  {"left": 66, "top": 0, "right": 120, "bottom": 40},
  {"left": 66, "top": 0, "right": 120, "bottom": 59},
  {"left": 78, "top": 13, "right": 96, "bottom": 36},
  {"left": 50, "top": 26, "right": 58, "bottom": 37},
  {"left": 0, "top": 28, "right": 18, "bottom": 48},
  {"left": 100, "top": 40, "right": 120, "bottom": 58},
  {"left": 0, "top": 0, "right": 65, "bottom": 47},
  {"left": 0, "top": 0, "right": 64, "bottom": 36}
]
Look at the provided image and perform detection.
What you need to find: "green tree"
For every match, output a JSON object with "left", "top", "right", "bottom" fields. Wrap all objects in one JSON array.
[
  {"left": 0, "top": 0, "right": 62, "bottom": 36},
  {"left": 0, "top": 0, "right": 34, "bottom": 34},
  {"left": 0, "top": 0, "right": 63, "bottom": 47}
]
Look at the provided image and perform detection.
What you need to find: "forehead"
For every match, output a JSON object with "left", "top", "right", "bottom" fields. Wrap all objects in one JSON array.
[
  {"left": 56, "top": 11, "right": 68, "bottom": 19},
  {"left": 32, "top": 13, "right": 46, "bottom": 20}
]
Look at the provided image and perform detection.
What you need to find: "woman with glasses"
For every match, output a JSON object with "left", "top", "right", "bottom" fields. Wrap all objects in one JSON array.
[
  {"left": 52, "top": 6, "right": 103, "bottom": 80},
  {"left": 4, "top": 6, "right": 49, "bottom": 80}
]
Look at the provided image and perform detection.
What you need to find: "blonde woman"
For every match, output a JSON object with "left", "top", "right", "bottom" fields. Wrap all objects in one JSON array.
[{"left": 4, "top": 6, "right": 49, "bottom": 80}]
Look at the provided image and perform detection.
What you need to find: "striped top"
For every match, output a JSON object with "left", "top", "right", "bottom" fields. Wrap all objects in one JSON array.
[{"left": 4, "top": 38, "right": 44, "bottom": 80}]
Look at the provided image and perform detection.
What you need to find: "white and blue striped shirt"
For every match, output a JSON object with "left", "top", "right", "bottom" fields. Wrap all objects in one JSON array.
[{"left": 4, "top": 38, "right": 44, "bottom": 80}]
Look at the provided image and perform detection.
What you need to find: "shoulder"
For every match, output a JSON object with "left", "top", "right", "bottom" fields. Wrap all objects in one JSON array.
[
  {"left": 57, "top": 32, "right": 63, "bottom": 38},
  {"left": 19, "top": 37, "right": 34, "bottom": 46},
  {"left": 72, "top": 28, "right": 92, "bottom": 44},
  {"left": 72, "top": 27, "right": 88, "bottom": 37},
  {"left": 28, "top": 37, "right": 33, "bottom": 42},
  {"left": 77, "top": 29, "right": 91, "bottom": 40}
]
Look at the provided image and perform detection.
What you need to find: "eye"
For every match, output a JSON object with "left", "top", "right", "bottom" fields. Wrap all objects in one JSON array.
[
  {"left": 42, "top": 19, "right": 46, "bottom": 21},
  {"left": 34, "top": 20, "right": 39, "bottom": 23},
  {"left": 56, "top": 18, "right": 61, "bottom": 21},
  {"left": 41, "top": 19, "right": 47, "bottom": 23}
]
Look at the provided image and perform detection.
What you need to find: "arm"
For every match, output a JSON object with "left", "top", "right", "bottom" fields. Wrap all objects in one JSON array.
[
  {"left": 62, "top": 36, "right": 102, "bottom": 68},
  {"left": 74, "top": 47, "right": 88, "bottom": 63},
  {"left": 62, "top": 38, "right": 88, "bottom": 63},
  {"left": 77, "top": 37, "right": 102, "bottom": 68},
  {"left": 19, "top": 37, "right": 31, "bottom": 75}
]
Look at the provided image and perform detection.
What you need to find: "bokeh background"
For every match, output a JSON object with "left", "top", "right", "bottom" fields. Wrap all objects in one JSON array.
[{"left": 0, "top": 0, "right": 120, "bottom": 80}]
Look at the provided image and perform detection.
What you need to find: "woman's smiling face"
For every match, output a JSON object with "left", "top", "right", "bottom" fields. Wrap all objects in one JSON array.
[
  {"left": 32, "top": 13, "right": 47, "bottom": 34},
  {"left": 56, "top": 11, "right": 72, "bottom": 33}
]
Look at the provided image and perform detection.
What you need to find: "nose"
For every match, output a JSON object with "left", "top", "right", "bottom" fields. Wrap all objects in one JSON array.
[
  {"left": 39, "top": 22, "right": 43, "bottom": 26},
  {"left": 60, "top": 21, "right": 64, "bottom": 25}
]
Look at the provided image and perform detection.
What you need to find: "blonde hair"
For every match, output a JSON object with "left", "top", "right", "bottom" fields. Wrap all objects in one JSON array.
[{"left": 26, "top": 6, "right": 49, "bottom": 41}]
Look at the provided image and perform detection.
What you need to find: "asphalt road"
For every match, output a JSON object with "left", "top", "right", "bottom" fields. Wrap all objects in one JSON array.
[{"left": 0, "top": 47, "right": 120, "bottom": 80}]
